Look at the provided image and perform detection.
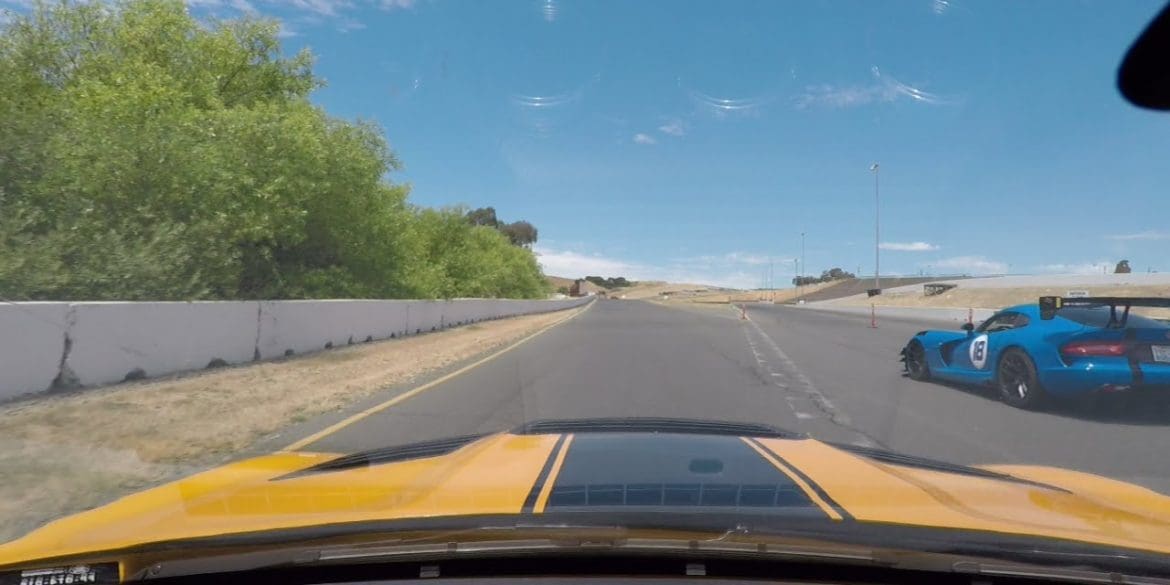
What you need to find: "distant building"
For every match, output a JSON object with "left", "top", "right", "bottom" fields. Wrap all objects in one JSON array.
[{"left": 569, "top": 279, "right": 603, "bottom": 297}]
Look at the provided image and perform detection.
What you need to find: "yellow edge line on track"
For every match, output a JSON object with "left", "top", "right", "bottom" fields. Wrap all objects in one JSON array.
[{"left": 281, "top": 301, "right": 596, "bottom": 451}]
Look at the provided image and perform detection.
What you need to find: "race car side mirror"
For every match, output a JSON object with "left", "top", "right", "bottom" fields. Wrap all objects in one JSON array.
[{"left": 961, "top": 322, "right": 975, "bottom": 334}]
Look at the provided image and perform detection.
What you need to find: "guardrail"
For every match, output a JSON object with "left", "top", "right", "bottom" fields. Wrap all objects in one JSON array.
[{"left": 0, "top": 297, "right": 592, "bottom": 401}]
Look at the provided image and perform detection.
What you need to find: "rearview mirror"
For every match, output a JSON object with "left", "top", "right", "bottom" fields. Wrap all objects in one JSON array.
[{"left": 961, "top": 322, "right": 975, "bottom": 333}]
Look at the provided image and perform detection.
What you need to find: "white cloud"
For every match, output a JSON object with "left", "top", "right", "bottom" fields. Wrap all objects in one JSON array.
[
  {"left": 165, "top": 0, "right": 415, "bottom": 30},
  {"left": 379, "top": 0, "right": 414, "bottom": 9},
  {"left": 185, "top": 0, "right": 255, "bottom": 10},
  {"left": 795, "top": 66, "right": 949, "bottom": 109},
  {"left": 931, "top": 255, "right": 1007, "bottom": 275},
  {"left": 534, "top": 246, "right": 786, "bottom": 289},
  {"left": 723, "top": 252, "right": 772, "bottom": 266},
  {"left": 658, "top": 119, "right": 686, "bottom": 137},
  {"left": 280, "top": 0, "right": 345, "bottom": 17},
  {"left": 880, "top": 241, "right": 939, "bottom": 252},
  {"left": 1038, "top": 261, "right": 1115, "bottom": 275},
  {"left": 684, "top": 252, "right": 783, "bottom": 268},
  {"left": 1105, "top": 230, "right": 1170, "bottom": 241},
  {"left": 632, "top": 133, "right": 657, "bottom": 145},
  {"left": 276, "top": 21, "right": 299, "bottom": 37},
  {"left": 796, "top": 84, "right": 893, "bottom": 109},
  {"left": 535, "top": 248, "right": 641, "bottom": 280}
]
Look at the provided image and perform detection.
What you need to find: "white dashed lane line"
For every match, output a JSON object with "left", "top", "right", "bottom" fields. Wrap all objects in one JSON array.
[{"left": 738, "top": 306, "right": 878, "bottom": 448}]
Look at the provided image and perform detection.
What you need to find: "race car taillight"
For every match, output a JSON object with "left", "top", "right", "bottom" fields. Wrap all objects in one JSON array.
[{"left": 1060, "top": 341, "right": 1129, "bottom": 357}]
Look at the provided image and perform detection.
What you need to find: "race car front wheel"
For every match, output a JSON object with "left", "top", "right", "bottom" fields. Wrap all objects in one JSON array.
[
  {"left": 997, "top": 348, "right": 1045, "bottom": 409},
  {"left": 903, "top": 340, "right": 931, "bottom": 381}
]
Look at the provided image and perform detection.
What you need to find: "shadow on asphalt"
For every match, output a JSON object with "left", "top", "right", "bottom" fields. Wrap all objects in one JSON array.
[
  {"left": 901, "top": 373, "right": 1170, "bottom": 426},
  {"left": 1057, "top": 393, "right": 1170, "bottom": 426}
]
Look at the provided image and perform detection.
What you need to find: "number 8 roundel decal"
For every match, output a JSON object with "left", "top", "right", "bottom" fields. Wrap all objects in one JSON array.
[{"left": 969, "top": 334, "right": 989, "bottom": 369}]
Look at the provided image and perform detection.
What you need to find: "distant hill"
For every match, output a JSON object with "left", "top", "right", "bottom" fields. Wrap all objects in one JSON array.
[
  {"left": 793, "top": 277, "right": 971, "bottom": 303},
  {"left": 546, "top": 275, "right": 578, "bottom": 292},
  {"left": 545, "top": 275, "right": 723, "bottom": 299}
]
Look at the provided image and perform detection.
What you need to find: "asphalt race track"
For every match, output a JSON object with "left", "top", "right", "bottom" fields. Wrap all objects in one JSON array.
[{"left": 297, "top": 299, "right": 1170, "bottom": 494}]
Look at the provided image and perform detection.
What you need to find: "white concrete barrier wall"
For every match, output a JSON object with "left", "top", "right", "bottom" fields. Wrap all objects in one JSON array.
[
  {"left": 444, "top": 299, "right": 491, "bottom": 326},
  {"left": 65, "top": 302, "right": 260, "bottom": 388},
  {"left": 256, "top": 300, "right": 410, "bottom": 360},
  {"left": 1, "top": 296, "right": 591, "bottom": 401},
  {"left": 406, "top": 301, "right": 445, "bottom": 336},
  {"left": 0, "top": 303, "right": 70, "bottom": 402}
]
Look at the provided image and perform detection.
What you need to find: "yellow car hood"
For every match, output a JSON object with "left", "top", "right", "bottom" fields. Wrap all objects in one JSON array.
[{"left": 4, "top": 426, "right": 1170, "bottom": 570}]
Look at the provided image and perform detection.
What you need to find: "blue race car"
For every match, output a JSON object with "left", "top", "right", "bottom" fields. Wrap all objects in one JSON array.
[{"left": 899, "top": 296, "right": 1170, "bottom": 409}]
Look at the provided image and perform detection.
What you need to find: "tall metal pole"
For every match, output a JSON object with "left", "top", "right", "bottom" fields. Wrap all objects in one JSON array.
[
  {"left": 801, "top": 231, "right": 806, "bottom": 286},
  {"left": 870, "top": 163, "right": 880, "bottom": 291},
  {"left": 800, "top": 229, "right": 809, "bottom": 281},
  {"left": 769, "top": 258, "right": 775, "bottom": 301}
]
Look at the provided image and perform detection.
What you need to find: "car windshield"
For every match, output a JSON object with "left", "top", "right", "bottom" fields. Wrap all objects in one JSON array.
[{"left": 4, "top": 0, "right": 1170, "bottom": 575}]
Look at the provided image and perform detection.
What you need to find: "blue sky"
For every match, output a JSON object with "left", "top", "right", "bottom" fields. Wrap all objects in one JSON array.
[{"left": 10, "top": 0, "right": 1170, "bottom": 288}]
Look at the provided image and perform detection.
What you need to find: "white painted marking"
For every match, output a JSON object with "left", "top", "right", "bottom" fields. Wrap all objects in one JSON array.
[
  {"left": 969, "top": 333, "right": 989, "bottom": 370},
  {"left": 744, "top": 314, "right": 880, "bottom": 447}
]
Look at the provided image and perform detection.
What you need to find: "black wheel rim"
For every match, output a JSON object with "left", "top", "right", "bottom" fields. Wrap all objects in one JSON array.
[
  {"left": 906, "top": 344, "right": 926, "bottom": 375},
  {"left": 1000, "top": 354, "right": 1030, "bottom": 399}
]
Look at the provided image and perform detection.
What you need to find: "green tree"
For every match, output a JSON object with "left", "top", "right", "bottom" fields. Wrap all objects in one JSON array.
[
  {"left": 0, "top": 0, "right": 547, "bottom": 301},
  {"left": 466, "top": 207, "right": 499, "bottom": 228},
  {"left": 499, "top": 220, "right": 538, "bottom": 247},
  {"left": 819, "top": 267, "right": 855, "bottom": 281},
  {"left": 406, "top": 207, "right": 547, "bottom": 299}
]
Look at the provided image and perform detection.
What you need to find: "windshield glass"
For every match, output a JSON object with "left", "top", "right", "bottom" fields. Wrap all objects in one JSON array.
[{"left": 4, "top": 0, "right": 1170, "bottom": 574}]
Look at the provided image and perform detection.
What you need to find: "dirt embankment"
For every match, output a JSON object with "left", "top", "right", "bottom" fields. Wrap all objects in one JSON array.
[{"left": 836, "top": 284, "right": 1170, "bottom": 319}]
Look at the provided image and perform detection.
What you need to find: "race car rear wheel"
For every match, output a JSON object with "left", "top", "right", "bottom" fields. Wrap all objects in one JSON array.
[
  {"left": 997, "top": 348, "right": 1045, "bottom": 409},
  {"left": 903, "top": 340, "right": 931, "bottom": 381}
]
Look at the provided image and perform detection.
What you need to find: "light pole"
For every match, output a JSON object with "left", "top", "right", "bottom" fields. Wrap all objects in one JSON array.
[
  {"left": 870, "top": 163, "right": 880, "bottom": 291},
  {"left": 801, "top": 232, "right": 806, "bottom": 286},
  {"left": 768, "top": 257, "right": 774, "bottom": 301}
]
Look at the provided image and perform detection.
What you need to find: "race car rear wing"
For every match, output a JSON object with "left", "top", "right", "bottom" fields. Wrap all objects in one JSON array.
[{"left": 1039, "top": 296, "right": 1170, "bottom": 326}]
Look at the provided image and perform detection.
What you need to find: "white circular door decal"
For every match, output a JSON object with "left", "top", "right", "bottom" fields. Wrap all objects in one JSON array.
[{"left": 969, "top": 334, "right": 989, "bottom": 369}]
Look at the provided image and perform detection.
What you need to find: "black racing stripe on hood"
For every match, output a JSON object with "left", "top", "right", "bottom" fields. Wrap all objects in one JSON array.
[
  {"left": 521, "top": 433, "right": 569, "bottom": 513},
  {"left": 746, "top": 437, "right": 853, "bottom": 521},
  {"left": 540, "top": 433, "right": 827, "bottom": 515}
]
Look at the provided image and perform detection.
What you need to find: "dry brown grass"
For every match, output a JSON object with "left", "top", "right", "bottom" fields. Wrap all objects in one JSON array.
[
  {"left": 605, "top": 281, "right": 710, "bottom": 300},
  {"left": 0, "top": 306, "right": 584, "bottom": 543},
  {"left": 835, "top": 285, "right": 1170, "bottom": 319},
  {"left": 660, "top": 281, "right": 840, "bottom": 304},
  {"left": 545, "top": 275, "right": 577, "bottom": 291}
]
